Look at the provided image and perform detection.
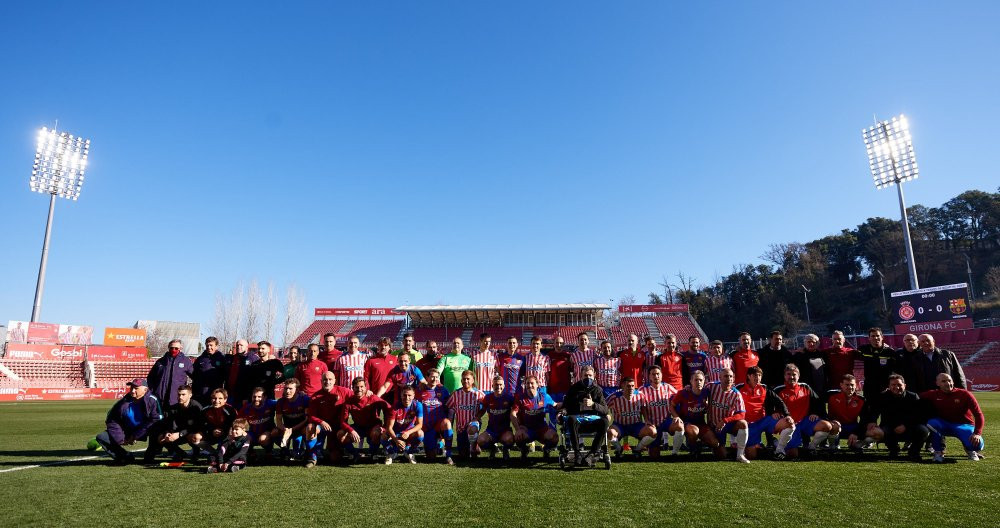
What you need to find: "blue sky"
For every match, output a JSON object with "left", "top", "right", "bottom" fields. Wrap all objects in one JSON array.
[{"left": 1, "top": 1, "right": 998, "bottom": 338}]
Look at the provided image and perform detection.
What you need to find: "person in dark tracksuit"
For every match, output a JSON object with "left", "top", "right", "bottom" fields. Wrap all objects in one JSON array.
[
  {"left": 207, "top": 418, "right": 251, "bottom": 473},
  {"left": 94, "top": 378, "right": 162, "bottom": 464},
  {"left": 860, "top": 373, "right": 929, "bottom": 461},
  {"left": 563, "top": 365, "right": 611, "bottom": 466},
  {"left": 147, "top": 339, "right": 194, "bottom": 407},
  {"left": 191, "top": 336, "right": 227, "bottom": 406},
  {"left": 143, "top": 384, "right": 203, "bottom": 463}
]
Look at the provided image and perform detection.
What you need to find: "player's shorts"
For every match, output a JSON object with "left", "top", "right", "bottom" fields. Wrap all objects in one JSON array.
[
  {"left": 655, "top": 418, "right": 674, "bottom": 433},
  {"left": 613, "top": 421, "right": 645, "bottom": 439},
  {"left": 838, "top": 422, "right": 859, "bottom": 437},
  {"left": 787, "top": 416, "right": 820, "bottom": 449},
  {"left": 928, "top": 418, "right": 985, "bottom": 452},
  {"left": 715, "top": 420, "right": 741, "bottom": 439},
  {"left": 521, "top": 425, "right": 554, "bottom": 442},
  {"left": 547, "top": 392, "right": 566, "bottom": 403},
  {"left": 747, "top": 415, "right": 780, "bottom": 448}
]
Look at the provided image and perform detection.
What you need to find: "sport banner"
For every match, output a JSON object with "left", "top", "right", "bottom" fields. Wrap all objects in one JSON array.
[
  {"left": 2, "top": 343, "right": 147, "bottom": 361},
  {"left": 968, "top": 376, "right": 1000, "bottom": 392},
  {"left": 891, "top": 283, "right": 973, "bottom": 335},
  {"left": 0, "top": 387, "right": 128, "bottom": 402},
  {"left": 86, "top": 345, "right": 150, "bottom": 362},
  {"left": 315, "top": 308, "right": 405, "bottom": 316},
  {"left": 103, "top": 327, "right": 147, "bottom": 347},
  {"left": 27, "top": 322, "right": 59, "bottom": 345},
  {"left": 3, "top": 343, "right": 66, "bottom": 360},
  {"left": 619, "top": 304, "right": 689, "bottom": 313},
  {"left": 6, "top": 321, "right": 93, "bottom": 345}
]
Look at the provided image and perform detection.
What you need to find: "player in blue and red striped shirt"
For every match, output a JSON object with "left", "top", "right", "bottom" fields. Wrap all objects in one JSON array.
[
  {"left": 418, "top": 368, "right": 452, "bottom": 463},
  {"left": 607, "top": 377, "right": 644, "bottom": 457},
  {"left": 512, "top": 375, "right": 558, "bottom": 459},
  {"left": 382, "top": 386, "right": 424, "bottom": 464},
  {"left": 496, "top": 337, "right": 526, "bottom": 397},
  {"left": 478, "top": 375, "right": 515, "bottom": 460},
  {"left": 274, "top": 378, "right": 310, "bottom": 460},
  {"left": 239, "top": 387, "right": 276, "bottom": 458},
  {"left": 447, "top": 370, "right": 485, "bottom": 460},
  {"left": 670, "top": 371, "right": 712, "bottom": 457},
  {"left": 382, "top": 351, "right": 425, "bottom": 406}
]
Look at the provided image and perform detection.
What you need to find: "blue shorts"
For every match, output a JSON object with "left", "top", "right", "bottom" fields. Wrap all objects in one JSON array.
[
  {"left": 787, "top": 416, "right": 820, "bottom": 449},
  {"left": 747, "top": 415, "right": 780, "bottom": 448},
  {"left": 928, "top": 418, "right": 985, "bottom": 452},
  {"left": 656, "top": 418, "right": 674, "bottom": 432},
  {"left": 839, "top": 422, "right": 859, "bottom": 437},
  {"left": 548, "top": 392, "right": 566, "bottom": 404},
  {"left": 522, "top": 425, "right": 554, "bottom": 442},
  {"left": 485, "top": 424, "right": 511, "bottom": 439},
  {"left": 613, "top": 422, "right": 645, "bottom": 439},
  {"left": 716, "top": 421, "right": 740, "bottom": 440}
]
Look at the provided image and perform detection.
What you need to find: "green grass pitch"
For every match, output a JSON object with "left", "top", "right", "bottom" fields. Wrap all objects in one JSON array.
[{"left": 1, "top": 394, "right": 999, "bottom": 527}]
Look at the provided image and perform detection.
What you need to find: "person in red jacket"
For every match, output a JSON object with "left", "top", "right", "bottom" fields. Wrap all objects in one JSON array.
[
  {"left": 922, "top": 373, "right": 986, "bottom": 462},
  {"left": 338, "top": 377, "right": 391, "bottom": 461},
  {"left": 364, "top": 338, "right": 399, "bottom": 399},
  {"left": 730, "top": 332, "right": 759, "bottom": 385},
  {"left": 619, "top": 334, "right": 647, "bottom": 386},
  {"left": 826, "top": 374, "right": 866, "bottom": 450},
  {"left": 547, "top": 335, "right": 573, "bottom": 404},
  {"left": 656, "top": 334, "right": 685, "bottom": 391},
  {"left": 823, "top": 331, "right": 858, "bottom": 389},
  {"left": 303, "top": 370, "right": 352, "bottom": 467},
  {"left": 295, "top": 344, "right": 329, "bottom": 396}
]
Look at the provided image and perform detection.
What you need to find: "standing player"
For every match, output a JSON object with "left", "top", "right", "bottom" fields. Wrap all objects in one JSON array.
[
  {"left": 512, "top": 375, "right": 558, "bottom": 460},
  {"left": 524, "top": 336, "right": 551, "bottom": 392},
  {"left": 320, "top": 333, "right": 342, "bottom": 366},
  {"left": 593, "top": 340, "right": 622, "bottom": 399},
  {"left": 478, "top": 375, "right": 516, "bottom": 461},
  {"left": 547, "top": 335, "right": 573, "bottom": 405},
  {"left": 239, "top": 387, "right": 277, "bottom": 460},
  {"left": 619, "top": 334, "right": 647, "bottom": 386},
  {"left": 671, "top": 371, "right": 712, "bottom": 457},
  {"left": 826, "top": 374, "right": 867, "bottom": 450},
  {"left": 337, "top": 377, "right": 391, "bottom": 462},
  {"left": 704, "top": 340, "right": 733, "bottom": 384},
  {"left": 382, "top": 386, "right": 424, "bottom": 464},
  {"left": 858, "top": 327, "right": 901, "bottom": 396},
  {"left": 737, "top": 366, "right": 795, "bottom": 460},
  {"left": 192, "top": 336, "right": 226, "bottom": 406},
  {"left": 470, "top": 333, "right": 497, "bottom": 395},
  {"left": 303, "top": 371, "right": 353, "bottom": 467},
  {"left": 250, "top": 341, "right": 285, "bottom": 399},
  {"left": 147, "top": 339, "right": 194, "bottom": 407},
  {"left": 922, "top": 373, "right": 986, "bottom": 462},
  {"left": 790, "top": 334, "right": 827, "bottom": 394},
  {"left": 447, "top": 370, "right": 486, "bottom": 460},
  {"left": 415, "top": 340, "right": 442, "bottom": 378},
  {"left": 570, "top": 332, "right": 596, "bottom": 383},
  {"left": 496, "top": 336, "right": 526, "bottom": 396},
  {"left": 274, "top": 378, "right": 310, "bottom": 461},
  {"left": 730, "top": 332, "right": 760, "bottom": 386},
  {"left": 295, "top": 344, "right": 328, "bottom": 396},
  {"left": 608, "top": 377, "right": 645, "bottom": 458},
  {"left": 657, "top": 334, "right": 685, "bottom": 391},
  {"left": 823, "top": 331, "right": 859, "bottom": 390},
  {"left": 392, "top": 333, "right": 424, "bottom": 364},
  {"left": 382, "top": 351, "right": 425, "bottom": 405},
  {"left": 706, "top": 368, "right": 750, "bottom": 463},
  {"left": 775, "top": 364, "right": 833, "bottom": 457},
  {"left": 682, "top": 335, "right": 709, "bottom": 383},
  {"left": 637, "top": 365, "right": 680, "bottom": 457},
  {"left": 438, "top": 337, "right": 473, "bottom": 393},
  {"left": 417, "top": 368, "right": 453, "bottom": 463},
  {"left": 643, "top": 336, "right": 660, "bottom": 370},
  {"left": 333, "top": 336, "right": 369, "bottom": 390},
  {"left": 757, "top": 331, "right": 792, "bottom": 391},
  {"left": 365, "top": 338, "right": 399, "bottom": 399}
]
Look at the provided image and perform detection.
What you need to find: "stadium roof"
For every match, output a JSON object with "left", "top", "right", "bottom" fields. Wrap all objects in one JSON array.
[
  {"left": 397, "top": 304, "right": 609, "bottom": 326},
  {"left": 397, "top": 304, "right": 609, "bottom": 311}
]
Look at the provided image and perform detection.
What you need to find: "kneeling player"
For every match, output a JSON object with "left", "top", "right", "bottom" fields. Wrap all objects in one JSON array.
[
  {"left": 826, "top": 374, "right": 866, "bottom": 451},
  {"left": 240, "top": 387, "right": 277, "bottom": 460},
  {"left": 274, "top": 378, "right": 310, "bottom": 461},
  {"left": 706, "top": 368, "right": 750, "bottom": 463},
  {"left": 446, "top": 370, "right": 485, "bottom": 460},
  {"left": 671, "top": 371, "right": 713, "bottom": 457},
  {"left": 383, "top": 386, "right": 424, "bottom": 464},
  {"left": 922, "top": 373, "right": 986, "bottom": 462},
  {"left": 304, "top": 371, "right": 352, "bottom": 467},
  {"left": 608, "top": 377, "right": 644, "bottom": 458},
  {"left": 512, "top": 375, "right": 558, "bottom": 460},
  {"left": 638, "top": 365, "right": 681, "bottom": 458},
  {"left": 775, "top": 364, "right": 833, "bottom": 457},
  {"left": 337, "top": 377, "right": 390, "bottom": 462},
  {"left": 479, "top": 375, "right": 516, "bottom": 460},
  {"left": 738, "top": 366, "right": 795, "bottom": 460},
  {"left": 193, "top": 388, "right": 236, "bottom": 462},
  {"left": 418, "top": 369, "right": 454, "bottom": 463}
]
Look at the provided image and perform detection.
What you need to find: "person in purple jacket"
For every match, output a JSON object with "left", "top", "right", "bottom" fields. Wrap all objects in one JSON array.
[
  {"left": 93, "top": 378, "right": 163, "bottom": 464},
  {"left": 147, "top": 339, "right": 194, "bottom": 406}
]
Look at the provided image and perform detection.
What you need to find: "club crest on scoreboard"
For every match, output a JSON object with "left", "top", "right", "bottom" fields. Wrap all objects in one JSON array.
[{"left": 949, "top": 298, "right": 967, "bottom": 315}]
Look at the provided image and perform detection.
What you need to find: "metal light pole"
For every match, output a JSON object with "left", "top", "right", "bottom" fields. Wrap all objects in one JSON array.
[
  {"left": 28, "top": 126, "right": 91, "bottom": 322},
  {"left": 863, "top": 114, "right": 921, "bottom": 290},
  {"left": 801, "top": 285, "right": 811, "bottom": 324},
  {"left": 876, "top": 269, "right": 887, "bottom": 312}
]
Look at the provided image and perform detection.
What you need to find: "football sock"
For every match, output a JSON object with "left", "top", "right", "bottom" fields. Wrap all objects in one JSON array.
[
  {"left": 735, "top": 428, "right": 748, "bottom": 457},
  {"left": 777, "top": 428, "right": 794, "bottom": 454}
]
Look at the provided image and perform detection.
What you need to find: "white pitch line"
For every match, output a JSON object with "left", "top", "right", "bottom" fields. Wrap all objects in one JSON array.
[{"left": 0, "top": 448, "right": 146, "bottom": 474}]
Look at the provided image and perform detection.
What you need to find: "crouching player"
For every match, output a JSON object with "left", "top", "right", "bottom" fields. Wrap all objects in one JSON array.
[
  {"left": 192, "top": 388, "right": 236, "bottom": 463},
  {"left": 706, "top": 368, "right": 750, "bottom": 463},
  {"left": 922, "top": 373, "right": 986, "bottom": 462},
  {"left": 608, "top": 377, "right": 644, "bottom": 458},
  {"left": 446, "top": 370, "right": 485, "bottom": 460},
  {"left": 418, "top": 369, "right": 453, "bottom": 463},
  {"left": 206, "top": 418, "right": 250, "bottom": 473},
  {"left": 479, "top": 375, "right": 516, "bottom": 461},
  {"left": 239, "top": 387, "right": 277, "bottom": 460},
  {"left": 737, "top": 366, "right": 795, "bottom": 460},
  {"left": 826, "top": 374, "right": 866, "bottom": 451},
  {"left": 143, "top": 384, "right": 202, "bottom": 463},
  {"left": 671, "top": 371, "right": 712, "bottom": 458},
  {"left": 304, "top": 371, "right": 352, "bottom": 467},
  {"left": 513, "top": 375, "right": 559, "bottom": 461},
  {"left": 337, "top": 377, "right": 390, "bottom": 463},
  {"left": 637, "top": 365, "right": 680, "bottom": 458},
  {"left": 94, "top": 378, "right": 162, "bottom": 465},
  {"left": 383, "top": 386, "right": 424, "bottom": 464},
  {"left": 860, "top": 374, "right": 928, "bottom": 461},
  {"left": 775, "top": 364, "right": 833, "bottom": 457},
  {"left": 274, "top": 378, "right": 310, "bottom": 461}
]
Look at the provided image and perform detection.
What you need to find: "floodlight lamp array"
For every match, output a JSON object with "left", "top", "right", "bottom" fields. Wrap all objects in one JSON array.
[
  {"left": 862, "top": 114, "right": 918, "bottom": 190},
  {"left": 29, "top": 127, "right": 90, "bottom": 200}
]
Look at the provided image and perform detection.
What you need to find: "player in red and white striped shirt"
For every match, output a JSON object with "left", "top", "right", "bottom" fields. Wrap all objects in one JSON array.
[
  {"left": 593, "top": 340, "right": 622, "bottom": 398},
  {"left": 471, "top": 333, "right": 497, "bottom": 393},
  {"left": 704, "top": 340, "right": 733, "bottom": 384},
  {"left": 636, "top": 365, "right": 681, "bottom": 457},
  {"left": 643, "top": 336, "right": 659, "bottom": 370},
  {"left": 446, "top": 370, "right": 485, "bottom": 458},
  {"left": 333, "top": 337, "right": 369, "bottom": 389},
  {"left": 607, "top": 377, "right": 644, "bottom": 457},
  {"left": 706, "top": 367, "right": 750, "bottom": 463},
  {"left": 570, "top": 332, "right": 596, "bottom": 383},
  {"left": 524, "top": 336, "right": 551, "bottom": 390}
]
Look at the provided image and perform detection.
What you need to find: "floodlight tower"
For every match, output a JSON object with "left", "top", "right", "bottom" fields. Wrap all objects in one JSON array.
[
  {"left": 863, "top": 114, "right": 920, "bottom": 290},
  {"left": 28, "top": 126, "right": 91, "bottom": 322}
]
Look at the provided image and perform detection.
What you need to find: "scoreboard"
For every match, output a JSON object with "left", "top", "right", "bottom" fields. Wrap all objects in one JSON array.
[{"left": 890, "top": 283, "right": 972, "bottom": 334}]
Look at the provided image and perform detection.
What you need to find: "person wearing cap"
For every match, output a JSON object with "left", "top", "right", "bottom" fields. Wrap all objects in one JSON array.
[
  {"left": 147, "top": 339, "right": 194, "bottom": 407},
  {"left": 93, "top": 378, "right": 162, "bottom": 464}
]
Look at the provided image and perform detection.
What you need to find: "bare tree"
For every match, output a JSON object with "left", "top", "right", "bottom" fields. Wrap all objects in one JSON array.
[
  {"left": 260, "top": 281, "right": 278, "bottom": 344},
  {"left": 281, "top": 283, "right": 309, "bottom": 346},
  {"left": 657, "top": 275, "right": 674, "bottom": 304},
  {"left": 985, "top": 266, "right": 1000, "bottom": 297},
  {"left": 243, "top": 279, "right": 263, "bottom": 342},
  {"left": 209, "top": 282, "right": 243, "bottom": 349},
  {"left": 138, "top": 321, "right": 167, "bottom": 359}
]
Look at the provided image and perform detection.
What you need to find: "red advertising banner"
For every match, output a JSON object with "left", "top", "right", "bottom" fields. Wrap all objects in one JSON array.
[
  {"left": 3, "top": 343, "right": 64, "bottom": 360},
  {"left": 315, "top": 307, "right": 405, "bottom": 316},
  {"left": 103, "top": 327, "right": 147, "bottom": 347},
  {"left": 968, "top": 376, "right": 1000, "bottom": 392},
  {"left": 619, "top": 304, "right": 689, "bottom": 313},
  {"left": 0, "top": 387, "right": 128, "bottom": 402},
  {"left": 86, "top": 345, "right": 150, "bottom": 362},
  {"left": 1, "top": 343, "right": 147, "bottom": 361},
  {"left": 27, "top": 322, "right": 59, "bottom": 345},
  {"left": 893, "top": 318, "right": 974, "bottom": 336}
]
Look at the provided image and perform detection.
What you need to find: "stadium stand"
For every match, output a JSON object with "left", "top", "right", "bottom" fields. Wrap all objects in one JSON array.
[
  {"left": 619, "top": 317, "right": 647, "bottom": 336},
  {"left": 293, "top": 320, "right": 348, "bottom": 346},
  {"left": 0, "top": 359, "right": 86, "bottom": 388},
  {"left": 91, "top": 360, "right": 158, "bottom": 389},
  {"left": 652, "top": 316, "right": 702, "bottom": 340},
  {"left": 411, "top": 327, "right": 467, "bottom": 343}
]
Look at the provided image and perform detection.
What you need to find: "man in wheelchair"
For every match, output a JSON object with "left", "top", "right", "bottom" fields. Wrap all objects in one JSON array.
[{"left": 562, "top": 365, "right": 612, "bottom": 466}]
